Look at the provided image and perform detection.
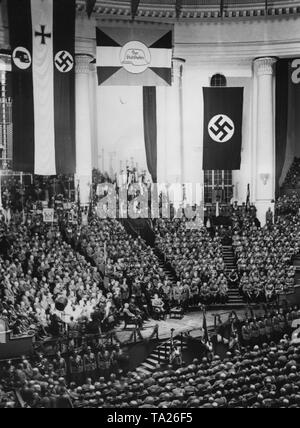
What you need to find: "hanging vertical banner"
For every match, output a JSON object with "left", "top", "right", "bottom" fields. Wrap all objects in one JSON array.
[
  {"left": 203, "top": 87, "right": 244, "bottom": 170},
  {"left": 96, "top": 25, "right": 173, "bottom": 86},
  {"left": 8, "top": 0, "right": 76, "bottom": 175},
  {"left": 143, "top": 87, "right": 157, "bottom": 183},
  {"left": 276, "top": 58, "right": 300, "bottom": 193}
]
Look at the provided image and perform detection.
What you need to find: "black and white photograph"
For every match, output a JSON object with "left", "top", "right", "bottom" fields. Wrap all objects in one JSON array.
[{"left": 0, "top": 0, "right": 300, "bottom": 414}]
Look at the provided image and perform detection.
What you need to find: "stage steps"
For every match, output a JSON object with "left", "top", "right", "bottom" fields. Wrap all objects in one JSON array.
[
  {"left": 136, "top": 339, "right": 188, "bottom": 375},
  {"left": 221, "top": 245, "right": 244, "bottom": 306},
  {"left": 222, "top": 245, "right": 237, "bottom": 275},
  {"left": 227, "top": 288, "right": 244, "bottom": 306},
  {"left": 154, "top": 248, "right": 179, "bottom": 287}
]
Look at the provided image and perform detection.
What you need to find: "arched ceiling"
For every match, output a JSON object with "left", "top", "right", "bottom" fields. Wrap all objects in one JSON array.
[{"left": 76, "top": 0, "right": 300, "bottom": 20}]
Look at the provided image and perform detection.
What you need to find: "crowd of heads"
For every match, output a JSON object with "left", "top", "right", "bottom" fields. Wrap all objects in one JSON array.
[
  {"left": 0, "top": 336, "right": 130, "bottom": 409},
  {"left": 65, "top": 216, "right": 167, "bottom": 325},
  {"left": 0, "top": 165, "right": 300, "bottom": 407},
  {"left": 233, "top": 214, "right": 297, "bottom": 302},
  {"left": 0, "top": 214, "right": 106, "bottom": 337},
  {"left": 0, "top": 174, "right": 75, "bottom": 212},
  {"left": 276, "top": 193, "right": 300, "bottom": 216},
  {"left": 282, "top": 157, "right": 300, "bottom": 189},
  {"left": 2, "top": 321, "right": 300, "bottom": 408},
  {"left": 155, "top": 218, "right": 228, "bottom": 306}
]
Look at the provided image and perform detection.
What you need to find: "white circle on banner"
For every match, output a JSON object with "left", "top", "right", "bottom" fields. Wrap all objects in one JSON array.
[
  {"left": 120, "top": 41, "right": 151, "bottom": 74},
  {"left": 208, "top": 114, "right": 235, "bottom": 143},
  {"left": 55, "top": 50, "right": 74, "bottom": 73},
  {"left": 12, "top": 47, "right": 32, "bottom": 70}
]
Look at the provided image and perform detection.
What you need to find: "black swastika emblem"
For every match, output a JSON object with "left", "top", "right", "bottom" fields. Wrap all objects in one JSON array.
[
  {"left": 55, "top": 51, "right": 74, "bottom": 73},
  {"left": 208, "top": 114, "right": 235, "bottom": 143}
]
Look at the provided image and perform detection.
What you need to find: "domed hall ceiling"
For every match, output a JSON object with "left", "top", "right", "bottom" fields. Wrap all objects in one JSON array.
[{"left": 75, "top": 0, "right": 300, "bottom": 20}]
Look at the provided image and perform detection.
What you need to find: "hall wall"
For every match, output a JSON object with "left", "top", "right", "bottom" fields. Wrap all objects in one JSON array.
[
  {"left": 1, "top": 5, "right": 300, "bottom": 209},
  {"left": 94, "top": 13, "right": 300, "bottom": 206}
]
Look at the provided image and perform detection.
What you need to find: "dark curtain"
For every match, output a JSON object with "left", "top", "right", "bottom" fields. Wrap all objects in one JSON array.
[
  {"left": 143, "top": 86, "right": 157, "bottom": 183},
  {"left": 275, "top": 59, "right": 289, "bottom": 197}
]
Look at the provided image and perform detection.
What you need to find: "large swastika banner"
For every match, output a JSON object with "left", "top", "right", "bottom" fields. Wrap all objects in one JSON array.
[{"left": 203, "top": 87, "right": 244, "bottom": 170}]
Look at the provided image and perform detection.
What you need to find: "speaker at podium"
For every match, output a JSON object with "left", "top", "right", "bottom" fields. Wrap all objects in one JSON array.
[{"left": 212, "top": 188, "right": 224, "bottom": 204}]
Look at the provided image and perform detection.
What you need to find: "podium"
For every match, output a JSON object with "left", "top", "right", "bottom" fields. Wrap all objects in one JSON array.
[{"left": 212, "top": 189, "right": 224, "bottom": 204}]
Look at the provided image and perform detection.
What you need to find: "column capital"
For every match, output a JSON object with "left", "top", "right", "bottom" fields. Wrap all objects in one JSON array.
[
  {"left": 75, "top": 54, "right": 94, "bottom": 74},
  {"left": 172, "top": 57, "right": 186, "bottom": 66},
  {"left": 89, "top": 62, "right": 96, "bottom": 73},
  {"left": 254, "top": 57, "right": 277, "bottom": 76}
]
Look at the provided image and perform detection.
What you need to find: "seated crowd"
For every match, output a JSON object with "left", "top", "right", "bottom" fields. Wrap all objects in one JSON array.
[
  {"left": 0, "top": 174, "right": 75, "bottom": 212},
  {"left": 2, "top": 304, "right": 300, "bottom": 408},
  {"left": 240, "top": 306, "right": 300, "bottom": 347},
  {"left": 282, "top": 157, "right": 300, "bottom": 189},
  {"left": 276, "top": 193, "right": 300, "bottom": 216},
  {"left": 0, "top": 215, "right": 105, "bottom": 337},
  {"left": 155, "top": 218, "right": 229, "bottom": 306},
  {"left": 1, "top": 168, "right": 300, "bottom": 407},
  {"left": 64, "top": 216, "right": 168, "bottom": 325},
  {"left": 232, "top": 213, "right": 297, "bottom": 302}
]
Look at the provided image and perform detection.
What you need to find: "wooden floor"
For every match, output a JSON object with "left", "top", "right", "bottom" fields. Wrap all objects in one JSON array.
[{"left": 113, "top": 307, "right": 259, "bottom": 343}]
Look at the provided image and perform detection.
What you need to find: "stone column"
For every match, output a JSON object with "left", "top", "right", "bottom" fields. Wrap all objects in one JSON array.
[
  {"left": 163, "top": 58, "right": 186, "bottom": 207},
  {"left": 166, "top": 58, "right": 185, "bottom": 183},
  {"left": 89, "top": 62, "right": 98, "bottom": 170},
  {"left": 174, "top": 58, "right": 186, "bottom": 186},
  {"left": 254, "top": 57, "right": 277, "bottom": 225},
  {"left": 75, "top": 54, "right": 93, "bottom": 205}
]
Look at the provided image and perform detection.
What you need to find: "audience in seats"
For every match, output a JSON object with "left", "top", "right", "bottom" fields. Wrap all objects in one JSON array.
[
  {"left": 0, "top": 168, "right": 300, "bottom": 408},
  {"left": 282, "top": 158, "right": 300, "bottom": 190},
  {"left": 2, "top": 304, "right": 300, "bottom": 408},
  {"left": 66, "top": 216, "right": 168, "bottom": 322},
  {"left": 0, "top": 216, "right": 107, "bottom": 337},
  {"left": 232, "top": 213, "right": 297, "bottom": 303},
  {"left": 276, "top": 194, "right": 300, "bottom": 216},
  {"left": 155, "top": 218, "right": 228, "bottom": 306}
]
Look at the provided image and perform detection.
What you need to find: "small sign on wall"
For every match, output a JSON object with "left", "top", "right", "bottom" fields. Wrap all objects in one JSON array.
[{"left": 43, "top": 208, "right": 54, "bottom": 223}]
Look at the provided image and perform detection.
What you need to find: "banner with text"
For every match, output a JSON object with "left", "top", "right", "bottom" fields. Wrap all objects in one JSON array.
[{"left": 96, "top": 25, "right": 173, "bottom": 86}]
